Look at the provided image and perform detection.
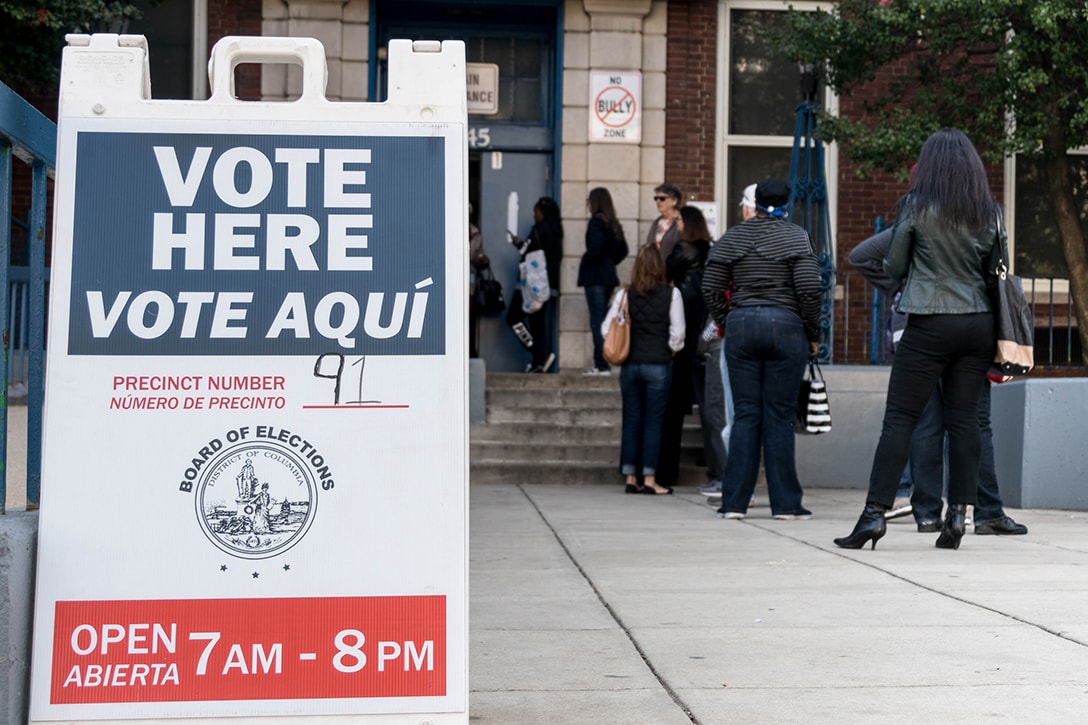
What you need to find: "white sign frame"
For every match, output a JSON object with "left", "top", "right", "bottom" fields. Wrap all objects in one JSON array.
[
  {"left": 466, "top": 62, "right": 499, "bottom": 115},
  {"left": 589, "top": 70, "right": 642, "bottom": 143},
  {"left": 29, "top": 35, "right": 469, "bottom": 724}
]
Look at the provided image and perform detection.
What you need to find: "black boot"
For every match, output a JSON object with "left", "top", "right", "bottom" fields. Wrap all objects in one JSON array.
[
  {"left": 833, "top": 502, "right": 888, "bottom": 550},
  {"left": 935, "top": 504, "right": 967, "bottom": 549}
]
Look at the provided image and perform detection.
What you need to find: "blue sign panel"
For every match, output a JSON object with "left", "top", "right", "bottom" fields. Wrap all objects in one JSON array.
[{"left": 68, "top": 132, "right": 446, "bottom": 355}]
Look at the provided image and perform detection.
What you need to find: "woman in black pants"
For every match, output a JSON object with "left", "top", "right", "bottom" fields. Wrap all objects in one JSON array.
[{"left": 835, "top": 129, "right": 1000, "bottom": 551}]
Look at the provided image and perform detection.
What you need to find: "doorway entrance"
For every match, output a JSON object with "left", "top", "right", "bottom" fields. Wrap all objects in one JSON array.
[{"left": 475, "top": 151, "right": 552, "bottom": 372}]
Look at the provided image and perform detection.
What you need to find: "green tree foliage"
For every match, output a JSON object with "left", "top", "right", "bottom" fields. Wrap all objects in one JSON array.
[
  {"left": 773, "top": 0, "right": 1088, "bottom": 365},
  {"left": 1, "top": 1, "right": 144, "bottom": 94}
]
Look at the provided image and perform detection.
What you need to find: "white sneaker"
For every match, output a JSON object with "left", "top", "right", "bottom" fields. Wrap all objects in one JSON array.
[
  {"left": 582, "top": 367, "right": 611, "bottom": 376},
  {"left": 717, "top": 511, "right": 745, "bottom": 520},
  {"left": 772, "top": 512, "right": 813, "bottom": 521},
  {"left": 885, "top": 496, "right": 913, "bottom": 520},
  {"left": 965, "top": 505, "right": 974, "bottom": 527}
]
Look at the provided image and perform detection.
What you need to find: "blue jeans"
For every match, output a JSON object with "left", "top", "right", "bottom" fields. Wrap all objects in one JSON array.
[
  {"left": 701, "top": 337, "right": 728, "bottom": 481},
  {"left": 717, "top": 307, "right": 809, "bottom": 516},
  {"left": 974, "top": 381, "right": 1007, "bottom": 523},
  {"left": 584, "top": 285, "right": 614, "bottom": 371},
  {"left": 619, "top": 362, "right": 672, "bottom": 476}
]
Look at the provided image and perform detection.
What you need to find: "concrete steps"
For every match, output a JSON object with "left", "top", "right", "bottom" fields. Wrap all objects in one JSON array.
[{"left": 470, "top": 371, "right": 708, "bottom": 485}]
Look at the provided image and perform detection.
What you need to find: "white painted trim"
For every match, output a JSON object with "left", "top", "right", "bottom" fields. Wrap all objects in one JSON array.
[
  {"left": 192, "top": 0, "right": 208, "bottom": 99},
  {"left": 716, "top": 0, "right": 837, "bottom": 239}
]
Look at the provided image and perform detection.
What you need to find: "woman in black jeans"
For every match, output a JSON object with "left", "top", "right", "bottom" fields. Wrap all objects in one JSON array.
[{"left": 835, "top": 129, "right": 1000, "bottom": 551}]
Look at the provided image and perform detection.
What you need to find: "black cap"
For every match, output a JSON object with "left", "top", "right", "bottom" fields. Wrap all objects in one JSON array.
[{"left": 755, "top": 178, "right": 790, "bottom": 210}]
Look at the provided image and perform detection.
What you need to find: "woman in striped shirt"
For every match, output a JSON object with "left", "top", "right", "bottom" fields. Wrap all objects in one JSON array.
[{"left": 701, "top": 178, "right": 823, "bottom": 520}]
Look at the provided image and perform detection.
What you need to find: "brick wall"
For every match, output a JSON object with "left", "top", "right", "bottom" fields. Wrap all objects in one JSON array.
[
  {"left": 663, "top": 0, "right": 717, "bottom": 201},
  {"left": 208, "top": 0, "right": 263, "bottom": 100}
]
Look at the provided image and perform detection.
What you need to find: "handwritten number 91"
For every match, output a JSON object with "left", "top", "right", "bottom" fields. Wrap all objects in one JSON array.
[{"left": 314, "top": 354, "right": 379, "bottom": 406}]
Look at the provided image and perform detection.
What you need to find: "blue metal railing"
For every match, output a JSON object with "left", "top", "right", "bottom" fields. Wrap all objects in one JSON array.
[
  {"left": 837, "top": 269, "right": 1082, "bottom": 368},
  {"left": 1, "top": 80, "right": 54, "bottom": 513}
]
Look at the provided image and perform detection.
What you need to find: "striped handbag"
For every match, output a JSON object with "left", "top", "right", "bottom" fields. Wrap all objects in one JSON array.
[{"left": 795, "top": 357, "right": 832, "bottom": 435}]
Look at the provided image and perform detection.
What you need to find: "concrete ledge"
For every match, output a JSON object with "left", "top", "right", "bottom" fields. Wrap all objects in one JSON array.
[
  {"left": 1, "top": 510, "right": 38, "bottom": 725},
  {"left": 992, "top": 378, "right": 1088, "bottom": 510},
  {"left": 796, "top": 365, "right": 889, "bottom": 490},
  {"left": 470, "top": 357, "right": 487, "bottom": 424}
]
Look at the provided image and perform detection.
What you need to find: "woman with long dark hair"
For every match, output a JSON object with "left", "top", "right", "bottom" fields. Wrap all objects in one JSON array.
[
  {"left": 835, "top": 129, "right": 1001, "bottom": 550},
  {"left": 602, "top": 243, "right": 684, "bottom": 494},
  {"left": 511, "top": 196, "right": 564, "bottom": 371},
  {"left": 578, "top": 187, "right": 629, "bottom": 375},
  {"left": 657, "top": 205, "right": 712, "bottom": 487}
]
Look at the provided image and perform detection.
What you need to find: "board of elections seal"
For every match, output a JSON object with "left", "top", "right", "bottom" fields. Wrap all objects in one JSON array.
[{"left": 194, "top": 441, "right": 318, "bottom": 560}]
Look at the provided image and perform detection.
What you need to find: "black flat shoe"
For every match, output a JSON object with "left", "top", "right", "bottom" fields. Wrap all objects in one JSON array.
[{"left": 624, "top": 484, "right": 645, "bottom": 494}]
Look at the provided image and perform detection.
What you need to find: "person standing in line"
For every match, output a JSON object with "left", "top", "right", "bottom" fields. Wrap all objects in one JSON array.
[
  {"left": 602, "top": 243, "right": 685, "bottom": 495},
  {"left": 848, "top": 224, "right": 1027, "bottom": 536},
  {"left": 701, "top": 179, "right": 822, "bottom": 520},
  {"left": 468, "top": 205, "right": 489, "bottom": 358},
  {"left": 834, "top": 129, "right": 1000, "bottom": 551},
  {"left": 511, "top": 196, "right": 563, "bottom": 372},
  {"left": 578, "top": 187, "right": 629, "bottom": 375},
  {"left": 647, "top": 182, "right": 683, "bottom": 260},
  {"left": 701, "top": 183, "right": 756, "bottom": 499},
  {"left": 657, "top": 205, "right": 711, "bottom": 488}
]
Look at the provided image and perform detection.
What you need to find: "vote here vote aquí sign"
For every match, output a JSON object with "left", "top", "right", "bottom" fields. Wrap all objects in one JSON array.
[
  {"left": 29, "top": 36, "right": 470, "bottom": 724},
  {"left": 589, "top": 71, "right": 641, "bottom": 143}
]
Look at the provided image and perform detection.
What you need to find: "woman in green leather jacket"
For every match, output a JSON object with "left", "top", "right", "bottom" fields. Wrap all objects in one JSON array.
[{"left": 835, "top": 129, "right": 1000, "bottom": 552}]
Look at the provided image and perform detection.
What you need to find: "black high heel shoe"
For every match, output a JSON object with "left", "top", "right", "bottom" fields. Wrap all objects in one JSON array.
[
  {"left": 833, "top": 502, "right": 888, "bottom": 549},
  {"left": 935, "top": 504, "right": 967, "bottom": 549}
]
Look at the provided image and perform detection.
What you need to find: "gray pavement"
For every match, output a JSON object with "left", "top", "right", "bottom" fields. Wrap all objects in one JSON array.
[{"left": 471, "top": 483, "right": 1088, "bottom": 724}]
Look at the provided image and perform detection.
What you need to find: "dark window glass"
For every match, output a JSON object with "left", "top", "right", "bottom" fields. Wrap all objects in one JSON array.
[
  {"left": 1014, "top": 156, "right": 1086, "bottom": 277},
  {"left": 466, "top": 37, "right": 545, "bottom": 122},
  {"left": 729, "top": 9, "right": 817, "bottom": 136},
  {"left": 725, "top": 147, "right": 792, "bottom": 229},
  {"left": 131, "top": 0, "right": 194, "bottom": 99}
]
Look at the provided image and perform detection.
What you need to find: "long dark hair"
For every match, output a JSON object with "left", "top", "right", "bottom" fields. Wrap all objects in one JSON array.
[
  {"left": 908, "top": 129, "right": 997, "bottom": 233},
  {"left": 679, "top": 206, "right": 712, "bottom": 244},
  {"left": 534, "top": 196, "right": 563, "bottom": 241},
  {"left": 628, "top": 243, "right": 666, "bottom": 297},
  {"left": 587, "top": 186, "right": 624, "bottom": 239}
]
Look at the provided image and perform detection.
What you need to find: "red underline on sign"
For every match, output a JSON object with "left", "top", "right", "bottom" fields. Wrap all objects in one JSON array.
[{"left": 302, "top": 404, "right": 411, "bottom": 409}]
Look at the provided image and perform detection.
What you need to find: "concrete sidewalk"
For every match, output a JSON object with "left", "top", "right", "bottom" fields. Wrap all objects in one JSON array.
[{"left": 470, "top": 484, "right": 1088, "bottom": 724}]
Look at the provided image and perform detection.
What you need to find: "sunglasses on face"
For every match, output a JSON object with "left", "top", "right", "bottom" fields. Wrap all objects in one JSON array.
[{"left": 653, "top": 195, "right": 670, "bottom": 202}]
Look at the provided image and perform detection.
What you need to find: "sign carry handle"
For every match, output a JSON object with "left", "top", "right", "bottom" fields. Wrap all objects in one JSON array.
[{"left": 208, "top": 35, "right": 328, "bottom": 102}]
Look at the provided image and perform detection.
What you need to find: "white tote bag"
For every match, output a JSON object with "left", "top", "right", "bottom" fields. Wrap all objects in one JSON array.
[{"left": 519, "top": 249, "right": 550, "bottom": 314}]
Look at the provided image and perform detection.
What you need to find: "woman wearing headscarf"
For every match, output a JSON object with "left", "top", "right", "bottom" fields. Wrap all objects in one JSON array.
[{"left": 701, "top": 178, "right": 822, "bottom": 520}]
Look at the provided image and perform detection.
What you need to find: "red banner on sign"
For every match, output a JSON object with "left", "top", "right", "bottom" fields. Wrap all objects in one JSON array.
[{"left": 51, "top": 596, "right": 446, "bottom": 704}]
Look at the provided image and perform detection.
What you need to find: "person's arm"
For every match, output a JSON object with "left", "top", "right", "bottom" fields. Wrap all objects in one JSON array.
[
  {"left": 668, "top": 287, "right": 686, "bottom": 353},
  {"left": 791, "top": 251, "right": 824, "bottom": 347},
  {"left": 848, "top": 228, "right": 900, "bottom": 296},
  {"left": 584, "top": 215, "right": 609, "bottom": 262},
  {"left": 701, "top": 257, "right": 732, "bottom": 328},
  {"left": 884, "top": 213, "right": 915, "bottom": 280},
  {"left": 600, "top": 288, "right": 624, "bottom": 337}
]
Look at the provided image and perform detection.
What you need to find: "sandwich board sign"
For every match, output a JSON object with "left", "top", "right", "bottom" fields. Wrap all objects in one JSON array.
[{"left": 29, "top": 34, "right": 469, "bottom": 723}]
